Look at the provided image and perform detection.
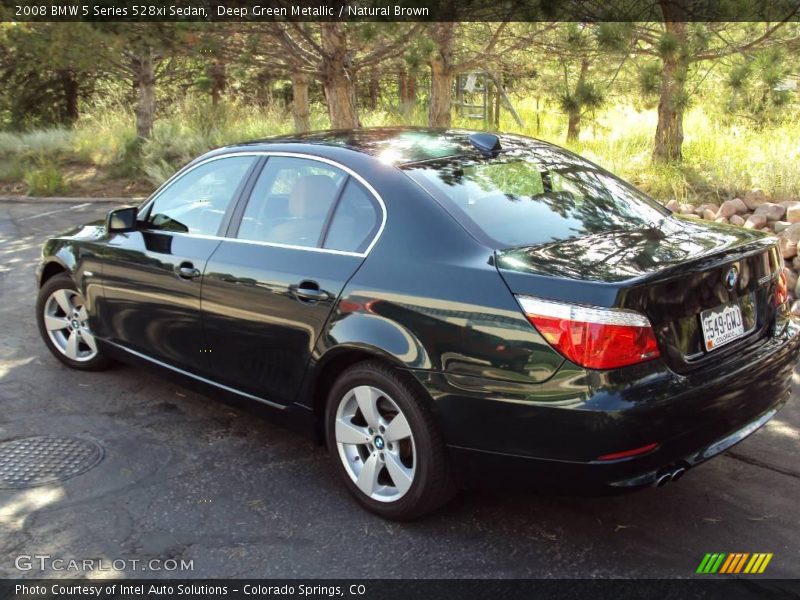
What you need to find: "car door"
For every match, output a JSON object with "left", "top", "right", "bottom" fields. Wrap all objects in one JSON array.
[
  {"left": 201, "top": 155, "right": 383, "bottom": 406},
  {"left": 96, "top": 154, "right": 260, "bottom": 374}
]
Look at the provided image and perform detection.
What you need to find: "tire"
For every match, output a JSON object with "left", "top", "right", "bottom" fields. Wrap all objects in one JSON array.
[
  {"left": 36, "top": 272, "right": 112, "bottom": 371},
  {"left": 325, "top": 360, "right": 456, "bottom": 520}
]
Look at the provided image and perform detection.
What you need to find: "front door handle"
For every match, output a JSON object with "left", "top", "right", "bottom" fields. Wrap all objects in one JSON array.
[
  {"left": 174, "top": 262, "right": 201, "bottom": 279},
  {"left": 292, "top": 280, "right": 330, "bottom": 302}
]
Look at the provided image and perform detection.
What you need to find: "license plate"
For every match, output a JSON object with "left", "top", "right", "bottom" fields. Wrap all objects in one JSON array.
[{"left": 700, "top": 302, "right": 745, "bottom": 352}]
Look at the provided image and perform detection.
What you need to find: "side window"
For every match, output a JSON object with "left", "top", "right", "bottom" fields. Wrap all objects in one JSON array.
[
  {"left": 237, "top": 157, "right": 346, "bottom": 247},
  {"left": 146, "top": 156, "right": 256, "bottom": 235},
  {"left": 323, "top": 179, "right": 380, "bottom": 253}
]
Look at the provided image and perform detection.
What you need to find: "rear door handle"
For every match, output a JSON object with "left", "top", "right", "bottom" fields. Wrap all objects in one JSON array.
[
  {"left": 174, "top": 262, "right": 201, "bottom": 279},
  {"left": 292, "top": 281, "right": 330, "bottom": 302}
]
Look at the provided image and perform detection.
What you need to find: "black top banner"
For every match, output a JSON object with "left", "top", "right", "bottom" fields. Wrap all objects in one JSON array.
[{"left": 3, "top": 0, "right": 800, "bottom": 22}]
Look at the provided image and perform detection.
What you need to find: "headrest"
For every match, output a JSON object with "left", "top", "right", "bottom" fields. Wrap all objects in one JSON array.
[{"left": 289, "top": 175, "right": 337, "bottom": 217}]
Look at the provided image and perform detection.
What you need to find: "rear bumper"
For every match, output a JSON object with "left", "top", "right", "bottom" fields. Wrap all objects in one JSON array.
[{"left": 409, "top": 314, "right": 800, "bottom": 491}]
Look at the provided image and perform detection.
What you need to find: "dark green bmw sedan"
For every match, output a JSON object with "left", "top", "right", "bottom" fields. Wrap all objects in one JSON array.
[{"left": 36, "top": 128, "right": 800, "bottom": 519}]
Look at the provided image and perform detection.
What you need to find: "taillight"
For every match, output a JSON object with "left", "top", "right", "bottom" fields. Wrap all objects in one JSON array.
[{"left": 517, "top": 296, "right": 660, "bottom": 370}]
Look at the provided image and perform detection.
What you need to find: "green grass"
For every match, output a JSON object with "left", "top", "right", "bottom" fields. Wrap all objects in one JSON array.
[
  {"left": 484, "top": 100, "right": 800, "bottom": 202},
  {"left": 2, "top": 94, "right": 800, "bottom": 201}
]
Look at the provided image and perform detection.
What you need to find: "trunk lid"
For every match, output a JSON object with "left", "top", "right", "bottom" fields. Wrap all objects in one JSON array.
[{"left": 496, "top": 216, "right": 782, "bottom": 373}]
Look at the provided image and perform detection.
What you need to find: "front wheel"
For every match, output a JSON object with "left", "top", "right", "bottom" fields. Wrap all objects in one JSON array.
[
  {"left": 36, "top": 273, "right": 112, "bottom": 371},
  {"left": 325, "top": 361, "right": 456, "bottom": 520}
]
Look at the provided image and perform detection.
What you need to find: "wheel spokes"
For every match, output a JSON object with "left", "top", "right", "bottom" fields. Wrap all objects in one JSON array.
[
  {"left": 335, "top": 418, "right": 371, "bottom": 445},
  {"left": 80, "top": 329, "right": 98, "bottom": 353},
  {"left": 64, "top": 331, "right": 80, "bottom": 359},
  {"left": 355, "top": 453, "right": 382, "bottom": 497},
  {"left": 52, "top": 289, "right": 74, "bottom": 314},
  {"left": 44, "top": 315, "right": 69, "bottom": 332},
  {"left": 384, "top": 412, "right": 412, "bottom": 442},
  {"left": 354, "top": 385, "right": 382, "bottom": 430},
  {"left": 384, "top": 452, "right": 413, "bottom": 496},
  {"left": 78, "top": 306, "right": 89, "bottom": 322}
]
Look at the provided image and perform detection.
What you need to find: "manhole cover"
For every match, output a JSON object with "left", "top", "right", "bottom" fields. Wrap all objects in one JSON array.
[{"left": 0, "top": 436, "right": 104, "bottom": 489}]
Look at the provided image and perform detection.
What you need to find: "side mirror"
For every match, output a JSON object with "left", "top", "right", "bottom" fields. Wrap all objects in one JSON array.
[{"left": 106, "top": 206, "right": 138, "bottom": 233}]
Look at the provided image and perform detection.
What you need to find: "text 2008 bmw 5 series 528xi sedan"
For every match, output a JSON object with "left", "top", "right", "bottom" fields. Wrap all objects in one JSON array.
[{"left": 36, "top": 128, "right": 800, "bottom": 519}]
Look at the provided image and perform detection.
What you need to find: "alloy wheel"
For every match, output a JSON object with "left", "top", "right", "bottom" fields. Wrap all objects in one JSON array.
[
  {"left": 334, "top": 385, "right": 416, "bottom": 502},
  {"left": 43, "top": 288, "right": 98, "bottom": 363}
]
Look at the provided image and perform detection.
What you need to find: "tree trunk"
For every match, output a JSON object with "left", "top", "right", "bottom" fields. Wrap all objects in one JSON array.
[
  {"left": 319, "top": 23, "right": 359, "bottom": 129},
  {"left": 368, "top": 71, "right": 380, "bottom": 110},
  {"left": 398, "top": 68, "right": 416, "bottom": 117},
  {"left": 566, "top": 59, "right": 589, "bottom": 143},
  {"left": 209, "top": 58, "right": 227, "bottom": 107},
  {"left": 429, "top": 58, "right": 453, "bottom": 127},
  {"left": 405, "top": 72, "right": 417, "bottom": 107},
  {"left": 291, "top": 72, "right": 311, "bottom": 133},
  {"left": 494, "top": 73, "right": 502, "bottom": 129},
  {"left": 59, "top": 70, "right": 79, "bottom": 122},
  {"left": 134, "top": 51, "right": 156, "bottom": 139},
  {"left": 398, "top": 68, "right": 408, "bottom": 107},
  {"left": 566, "top": 111, "right": 581, "bottom": 143},
  {"left": 428, "top": 23, "right": 455, "bottom": 127},
  {"left": 255, "top": 68, "right": 274, "bottom": 106},
  {"left": 653, "top": 8, "right": 689, "bottom": 163}
]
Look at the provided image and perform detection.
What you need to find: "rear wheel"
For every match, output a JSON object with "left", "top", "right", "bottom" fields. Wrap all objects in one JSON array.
[
  {"left": 325, "top": 361, "right": 455, "bottom": 519},
  {"left": 36, "top": 273, "right": 112, "bottom": 371}
]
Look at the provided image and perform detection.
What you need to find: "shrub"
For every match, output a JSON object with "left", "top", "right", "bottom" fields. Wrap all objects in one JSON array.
[
  {"left": 23, "top": 161, "right": 67, "bottom": 196},
  {"left": 0, "top": 159, "right": 24, "bottom": 183}
]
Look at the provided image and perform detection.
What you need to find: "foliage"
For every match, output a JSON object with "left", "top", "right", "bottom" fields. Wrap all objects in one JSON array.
[
  {"left": 1, "top": 22, "right": 800, "bottom": 199},
  {"left": 23, "top": 161, "right": 67, "bottom": 195}
]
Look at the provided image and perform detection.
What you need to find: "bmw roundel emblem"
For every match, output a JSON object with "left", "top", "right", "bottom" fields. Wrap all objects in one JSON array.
[{"left": 726, "top": 266, "right": 739, "bottom": 290}]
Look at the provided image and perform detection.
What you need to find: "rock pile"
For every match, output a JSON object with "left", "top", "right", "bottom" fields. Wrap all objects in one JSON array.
[{"left": 664, "top": 188, "right": 800, "bottom": 315}]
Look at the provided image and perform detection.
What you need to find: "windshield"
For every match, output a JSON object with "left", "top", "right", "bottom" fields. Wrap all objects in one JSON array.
[{"left": 404, "top": 146, "right": 669, "bottom": 248}]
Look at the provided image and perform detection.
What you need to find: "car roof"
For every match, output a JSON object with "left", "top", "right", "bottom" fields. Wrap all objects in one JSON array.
[{"left": 215, "top": 127, "right": 551, "bottom": 166}]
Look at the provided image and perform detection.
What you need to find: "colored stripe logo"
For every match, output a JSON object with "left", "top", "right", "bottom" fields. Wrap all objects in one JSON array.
[{"left": 697, "top": 553, "right": 773, "bottom": 574}]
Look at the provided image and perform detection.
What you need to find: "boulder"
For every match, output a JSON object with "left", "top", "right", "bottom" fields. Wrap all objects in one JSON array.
[
  {"left": 743, "top": 188, "right": 768, "bottom": 210},
  {"left": 714, "top": 217, "right": 729, "bottom": 224},
  {"left": 729, "top": 214, "right": 746, "bottom": 226},
  {"left": 679, "top": 203, "right": 696, "bottom": 214},
  {"left": 716, "top": 198, "right": 748, "bottom": 218},
  {"left": 784, "top": 267, "right": 798, "bottom": 293},
  {"left": 703, "top": 209, "right": 717, "bottom": 220},
  {"left": 780, "top": 236, "right": 798, "bottom": 259},
  {"left": 786, "top": 202, "right": 800, "bottom": 223},
  {"left": 774, "top": 220, "right": 791, "bottom": 233},
  {"left": 744, "top": 214, "right": 767, "bottom": 229},
  {"left": 696, "top": 202, "right": 719, "bottom": 215},
  {"left": 754, "top": 202, "right": 786, "bottom": 221},
  {"left": 665, "top": 199, "right": 680, "bottom": 212},
  {"left": 783, "top": 222, "right": 800, "bottom": 242}
]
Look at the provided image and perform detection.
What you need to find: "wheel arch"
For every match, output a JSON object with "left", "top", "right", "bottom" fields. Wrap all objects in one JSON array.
[
  {"left": 38, "top": 257, "right": 71, "bottom": 287},
  {"left": 305, "top": 344, "right": 435, "bottom": 444}
]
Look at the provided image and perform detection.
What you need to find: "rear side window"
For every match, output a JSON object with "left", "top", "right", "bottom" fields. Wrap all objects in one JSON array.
[
  {"left": 237, "top": 157, "right": 346, "bottom": 248},
  {"left": 323, "top": 179, "right": 380, "bottom": 253},
  {"left": 405, "top": 151, "right": 668, "bottom": 248}
]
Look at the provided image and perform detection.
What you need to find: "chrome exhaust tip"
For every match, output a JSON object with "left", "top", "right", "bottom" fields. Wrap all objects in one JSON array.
[
  {"left": 654, "top": 472, "right": 672, "bottom": 488},
  {"left": 671, "top": 467, "right": 687, "bottom": 482}
]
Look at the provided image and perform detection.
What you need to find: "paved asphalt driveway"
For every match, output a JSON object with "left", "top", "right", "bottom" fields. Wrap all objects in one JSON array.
[{"left": 1, "top": 199, "right": 799, "bottom": 579}]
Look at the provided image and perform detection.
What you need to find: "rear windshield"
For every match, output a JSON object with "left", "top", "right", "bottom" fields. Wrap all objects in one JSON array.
[{"left": 404, "top": 146, "right": 669, "bottom": 248}]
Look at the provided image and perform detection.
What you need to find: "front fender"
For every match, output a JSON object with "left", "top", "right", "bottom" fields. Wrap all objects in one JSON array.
[
  {"left": 37, "top": 244, "right": 77, "bottom": 287},
  {"left": 38, "top": 235, "right": 105, "bottom": 334}
]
